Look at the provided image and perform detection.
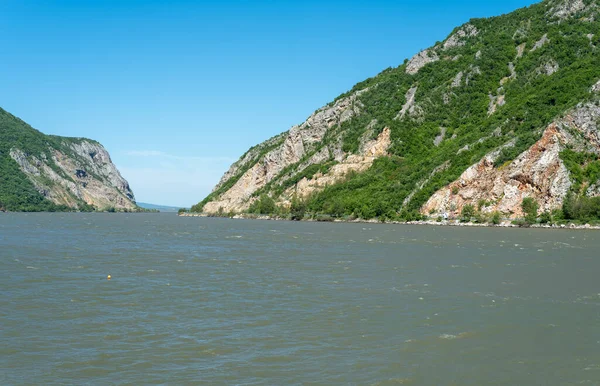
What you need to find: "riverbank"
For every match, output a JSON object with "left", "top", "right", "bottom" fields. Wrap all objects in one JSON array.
[{"left": 178, "top": 212, "right": 600, "bottom": 230}]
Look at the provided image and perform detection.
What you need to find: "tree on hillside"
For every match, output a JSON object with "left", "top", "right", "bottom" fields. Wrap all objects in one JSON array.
[
  {"left": 461, "top": 204, "right": 475, "bottom": 222},
  {"left": 521, "top": 197, "right": 538, "bottom": 224}
]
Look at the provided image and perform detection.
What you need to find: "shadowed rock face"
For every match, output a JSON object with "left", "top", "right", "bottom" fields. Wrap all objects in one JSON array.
[{"left": 10, "top": 140, "right": 136, "bottom": 210}]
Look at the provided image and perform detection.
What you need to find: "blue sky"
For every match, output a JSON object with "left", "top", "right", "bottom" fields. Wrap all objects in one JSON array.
[{"left": 1, "top": 0, "right": 537, "bottom": 207}]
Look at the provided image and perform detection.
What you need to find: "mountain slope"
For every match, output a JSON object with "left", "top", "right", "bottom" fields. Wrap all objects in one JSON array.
[
  {"left": 193, "top": 0, "right": 600, "bottom": 222},
  {"left": 0, "top": 107, "right": 137, "bottom": 212}
]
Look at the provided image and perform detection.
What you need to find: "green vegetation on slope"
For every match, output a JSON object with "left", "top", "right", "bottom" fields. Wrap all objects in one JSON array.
[
  {"left": 195, "top": 0, "right": 600, "bottom": 223},
  {"left": 190, "top": 133, "right": 286, "bottom": 212},
  {"left": 0, "top": 107, "right": 133, "bottom": 212},
  {"left": 304, "top": 3, "right": 600, "bottom": 220},
  {"left": 0, "top": 108, "right": 72, "bottom": 211},
  {"left": 560, "top": 149, "right": 600, "bottom": 222}
]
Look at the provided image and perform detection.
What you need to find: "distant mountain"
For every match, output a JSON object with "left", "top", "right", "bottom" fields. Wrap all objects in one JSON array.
[
  {"left": 137, "top": 202, "right": 184, "bottom": 212},
  {"left": 193, "top": 0, "right": 600, "bottom": 223},
  {"left": 0, "top": 107, "right": 137, "bottom": 212}
]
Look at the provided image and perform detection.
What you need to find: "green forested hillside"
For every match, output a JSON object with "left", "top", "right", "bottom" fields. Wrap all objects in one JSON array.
[
  {"left": 195, "top": 0, "right": 600, "bottom": 223},
  {"left": 0, "top": 108, "right": 72, "bottom": 211},
  {"left": 0, "top": 108, "right": 136, "bottom": 212}
]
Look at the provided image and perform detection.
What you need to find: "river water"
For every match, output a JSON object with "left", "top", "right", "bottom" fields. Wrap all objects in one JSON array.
[{"left": 1, "top": 213, "right": 599, "bottom": 385}]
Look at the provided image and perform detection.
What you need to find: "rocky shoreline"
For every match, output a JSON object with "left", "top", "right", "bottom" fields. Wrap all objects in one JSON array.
[{"left": 178, "top": 212, "right": 600, "bottom": 230}]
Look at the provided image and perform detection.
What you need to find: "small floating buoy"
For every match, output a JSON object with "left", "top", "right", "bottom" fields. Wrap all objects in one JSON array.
[{"left": 107, "top": 275, "right": 111, "bottom": 280}]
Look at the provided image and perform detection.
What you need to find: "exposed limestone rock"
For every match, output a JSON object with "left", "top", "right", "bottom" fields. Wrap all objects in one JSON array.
[
  {"left": 557, "top": 102, "right": 600, "bottom": 150},
  {"left": 395, "top": 86, "right": 418, "bottom": 120},
  {"left": 443, "top": 92, "right": 452, "bottom": 105},
  {"left": 531, "top": 34, "right": 550, "bottom": 51},
  {"left": 500, "top": 63, "right": 517, "bottom": 85},
  {"left": 423, "top": 126, "right": 571, "bottom": 218},
  {"left": 212, "top": 133, "right": 285, "bottom": 193},
  {"left": 548, "top": 0, "right": 587, "bottom": 19},
  {"left": 357, "top": 120, "right": 379, "bottom": 153},
  {"left": 587, "top": 183, "right": 600, "bottom": 197},
  {"left": 293, "top": 148, "right": 331, "bottom": 179},
  {"left": 361, "top": 127, "right": 392, "bottom": 157},
  {"left": 67, "top": 141, "right": 134, "bottom": 202},
  {"left": 10, "top": 141, "right": 136, "bottom": 210},
  {"left": 330, "top": 135, "right": 345, "bottom": 162},
  {"left": 9, "top": 149, "right": 42, "bottom": 176},
  {"left": 203, "top": 89, "right": 368, "bottom": 213},
  {"left": 591, "top": 79, "right": 600, "bottom": 93},
  {"left": 451, "top": 72, "right": 464, "bottom": 88},
  {"left": 537, "top": 59, "right": 560, "bottom": 76},
  {"left": 287, "top": 128, "right": 391, "bottom": 200},
  {"left": 443, "top": 24, "right": 479, "bottom": 50},
  {"left": 516, "top": 43, "right": 527, "bottom": 59},
  {"left": 423, "top": 102, "right": 600, "bottom": 218},
  {"left": 465, "top": 65, "right": 481, "bottom": 85},
  {"left": 212, "top": 88, "right": 370, "bottom": 198},
  {"left": 509, "top": 62, "right": 517, "bottom": 79},
  {"left": 434, "top": 127, "right": 447, "bottom": 147},
  {"left": 406, "top": 49, "right": 439, "bottom": 75},
  {"left": 408, "top": 105, "right": 425, "bottom": 121},
  {"left": 200, "top": 0, "right": 600, "bottom": 220},
  {"left": 488, "top": 94, "right": 506, "bottom": 115},
  {"left": 457, "top": 144, "right": 471, "bottom": 154}
]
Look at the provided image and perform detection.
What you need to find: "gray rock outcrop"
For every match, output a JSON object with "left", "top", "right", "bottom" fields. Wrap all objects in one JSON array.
[
  {"left": 443, "top": 24, "right": 479, "bottom": 50},
  {"left": 406, "top": 49, "right": 439, "bottom": 75},
  {"left": 203, "top": 88, "right": 368, "bottom": 213},
  {"left": 423, "top": 102, "right": 600, "bottom": 218},
  {"left": 10, "top": 140, "right": 136, "bottom": 210}
]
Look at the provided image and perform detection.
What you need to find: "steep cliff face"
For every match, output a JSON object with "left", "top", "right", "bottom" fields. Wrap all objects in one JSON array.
[
  {"left": 0, "top": 107, "right": 136, "bottom": 211},
  {"left": 423, "top": 126, "right": 572, "bottom": 218},
  {"left": 282, "top": 127, "right": 391, "bottom": 203},
  {"left": 423, "top": 92, "right": 600, "bottom": 217},
  {"left": 195, "top": 0, "right": 600, "bottom": 220},
  {"left": 199, "top": 89, "right": 368, "bottom": 213}
]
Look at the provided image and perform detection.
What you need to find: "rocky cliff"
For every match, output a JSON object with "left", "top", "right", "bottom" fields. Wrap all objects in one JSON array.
[
  {"left": 423, "top": 98, "right": 600, "bottom": 218},
  {"left": 194, "top": 0, "right": 600, "bottom": 221},
  {"left": 0, "top": 107, "right": 137, "bottom": 211}
]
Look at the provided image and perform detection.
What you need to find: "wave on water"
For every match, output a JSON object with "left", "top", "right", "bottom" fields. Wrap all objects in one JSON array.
[{"left": 439, "top": 332, "right": 473, "bottom": 340}]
